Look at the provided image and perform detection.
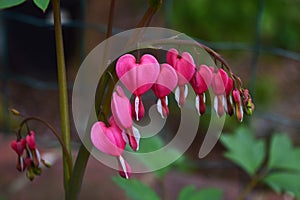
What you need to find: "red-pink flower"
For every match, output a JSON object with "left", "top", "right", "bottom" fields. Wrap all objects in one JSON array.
[
  {"left": 116, "top": 54, "right": 160, "bottom": 121},
  {"left": 152, "top": 63, "right": 178, "bottom": 118},
  {"left": 225, "top": 77, "right": 234, "bottom": 116},
  {"left": 11, "top": 138, "right": 26, "bottom": 171},
  {"left": 233, "top": 89, "right": 243, "bottom": 122},
  {"left": 111, "top": 86, "right": 140, "bottom": 151},
  {"left": 166, "top": 48, "right": 195, "bottom": 107},
  {"left": 25, "top": 131, "right": 41, "bottom": 167},
  {"left": 190, "top": 65, "right": 212, "bottom": 115},
  {"left": 211, "top": 68, "right": 228, "bottom": 117}
]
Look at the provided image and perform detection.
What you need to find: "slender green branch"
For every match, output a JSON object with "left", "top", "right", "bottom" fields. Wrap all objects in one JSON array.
[
  {"left": 52, "top": 0, "right": 72, "bottom": 192},
  {"left": 237, "top": 170, "right": 267, "bottom": 200},
  {"left": 18, "top": 116, "right": 73, "bottom": 172},
  {"left": 106, "top": 0, "right": 116, "bottom": 38}
]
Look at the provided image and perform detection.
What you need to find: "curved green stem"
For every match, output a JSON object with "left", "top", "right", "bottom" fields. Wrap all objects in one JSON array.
[
  {"left": 52, "top": 0, "right": 72, "bottom": 192},
  {"left": 18, "top": 116, "right": 73, "bottom": 173}
]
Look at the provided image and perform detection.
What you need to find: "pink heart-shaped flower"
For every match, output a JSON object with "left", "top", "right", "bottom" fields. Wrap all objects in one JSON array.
[
  {"left": 152, "top": 63, "right": 178, "bottom": 118},
  {"left": 166, "top": 48, "right": 195, "bottom": 86},
  {"left": 211, "top": 68, "right": 228, "bottom": 95},
  {"left": 11, "top": 138, "right": 26, "bottom": 156},
  {"left": 116, "top": 54, "right": 160, "bottom": 96},
  {"left": 152, "top": 63, "right": 178, "bottom": 98},
  {"left": 90, "top": 118, "right": 126, "bottom": 157},
  {"left": 190, "top": 64, "right": 212, "bottom": 94}
]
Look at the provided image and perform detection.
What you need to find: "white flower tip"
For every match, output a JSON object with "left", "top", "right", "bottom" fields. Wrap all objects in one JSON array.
[{"left": 156, "top": 99, "right": 165, "bottom": 119}]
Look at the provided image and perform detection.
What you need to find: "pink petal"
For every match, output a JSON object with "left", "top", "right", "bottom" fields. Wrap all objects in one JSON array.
[
  {"left": 152, "top": 63, "right": 178, "bottom": 98},
  {"left": 166, "top": 48, "right": 178, "bottom": 67},
  {"left": 111, "top": 86, "right": 133, "bottom": 130},
  {"left": 225, "top": 77, "right": 234, "bottom": 96},
  {"left": 116, "top": 54, "right": 160, "bottom": 96},
  {"left": 26, "top": 131, "right": 36, "bottom": 150},
  {"left": 211, "top": 68, "right": 228, "bottom": 95},
  {"left": 11, "top": 139, "right": 26, "bottom": 156},
  {"left": 190, "top": 65, "right": 212, "bottom": 94},
  {"left": 90, "top": 121, "right": 125, "bottom": 156},
  {"left": 167, "top": 49, "right": 195, "bottom": 86}
]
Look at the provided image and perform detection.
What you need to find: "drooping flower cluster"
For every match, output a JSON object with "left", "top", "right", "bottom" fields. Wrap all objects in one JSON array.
[
  {"left": 11, "top": 131, "right": 50, "bottom": 181},
  {"left": 91, "top": 48, "right": 254, "bottom": 179}
]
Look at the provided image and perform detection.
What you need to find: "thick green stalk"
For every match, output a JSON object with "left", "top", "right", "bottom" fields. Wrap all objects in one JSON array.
[
  {"left": 52, "top": 0, "right": 72, "bottom": 192},
  {"left": 66, "top": 145, "right": 90, "bottom": 200}
]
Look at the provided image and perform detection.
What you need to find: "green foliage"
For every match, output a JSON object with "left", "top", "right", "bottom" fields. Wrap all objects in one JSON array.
[
  {"left": 0, "top": 0, "right": 25, "bottom": 9},
  {"left": 126, "top": 135, "right": 189, "bottom": 178},
  {"left": 263, "top": 134, "right": 300, "bottom": 198},
  {"left": 112, "top": 176, "right": 160, "bottom": 200},
  {"left": 220, "top": 127, "right": 266, "bottom": 175},
  {"left": 221, "top": 128, "right": 300, "bottom": 199},
  {"left": 267, "top": 134, "right": 300, "bottom": 171},
  {"left": 178, "top": 185, "right": 223, "bottom": 200},
  {"left": 0, "top": 0, "right": 49, "bottom": 11},
  {"left": 33, "top": 0, "right": 50, "bottom": 12},
  {"left": 170, "top": 0, "right": 300, "bottom": 51}
]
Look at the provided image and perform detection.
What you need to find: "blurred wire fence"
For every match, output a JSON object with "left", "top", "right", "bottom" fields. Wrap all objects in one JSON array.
[{"left": 1, "top": 0, "right": 300, "bottom": 132}]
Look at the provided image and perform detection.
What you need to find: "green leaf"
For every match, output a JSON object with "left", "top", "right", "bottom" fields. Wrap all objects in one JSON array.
[
  {"left": 268, "top": 133, "right": 300, "bottom": 171},
  {"left": 128, "top": 136, "right": 187, "bottom": 179},
  {"left": 263, "top": 172, "right": 300, "bottom": 199},
  {"left": 112, "top": 176, "right": 160, "bottom": 200},
  {"left": 220, "top": 127, "right": 266, "bottom": 175},
  {"left": 0, "top": 0, "right": 25, "bottom": 9},
  {"left": 178, "top": 185, "right": 223, "bottom": 200},
  {"left": 33, "top": 0, "right": 50, "bottom": 12}
]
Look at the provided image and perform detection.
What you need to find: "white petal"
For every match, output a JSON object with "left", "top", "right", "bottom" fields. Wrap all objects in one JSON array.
[
  {"left": 165, "top": 96, "right": 168, "bottom": 106},
  {"left": 132, "top": 126, "right": 141, "bottom": 151},
  {"left": 122, "top": 130, "right": 129, "bottom": 144},
  {"left": 156, "top": 99, "right": 164, "bottom": 119},
  {"left": 175, "top": 86, "right": 180, "bottom": 107},
  {"left": 184, "top": 84, "right": 188, "bottom": 98},
  {"left": 213, "top": 96, "right": 218, "bottom": 117},
  {"left": 195, "top": 95, "right": 200, "bottom": 116},
  {"left": 203, "top": 93, "right": 206, "bottom": 103},
  {"left": 118, "top": 156, "right": 128, "bottom": 179},
  {"left": 134, "top": 96, "right": 139, "bottom": 121}
]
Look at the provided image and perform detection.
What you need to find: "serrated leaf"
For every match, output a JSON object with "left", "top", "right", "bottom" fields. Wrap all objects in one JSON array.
[
  {"left": 220, "top": 127, "right": 266, "bottom": 175},
  {"left": 268, "top": 133, "right": 300, "bottom": 171},
  {"left": 0, "top": 0, "right": 25, "bottom": 9},
  {"left": 263, "top": 172, "right": 300, "bottom": 199},
  {"left": 178, "top": 185, "right": 223, "bottom": 200},
  {"left": 33, "top": 0, "right": 50, "bottom": 12},
  {"left": 112, "top": 176, "right": 160, "bottom": 200}
]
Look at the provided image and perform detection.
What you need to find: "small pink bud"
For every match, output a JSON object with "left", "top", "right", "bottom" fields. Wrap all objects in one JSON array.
[
  {"left": 233, "top": 89, "right": 243, "bottom": 122},
  {"left": 225, "top": 77, "right": 233, "bottom": 96}
]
